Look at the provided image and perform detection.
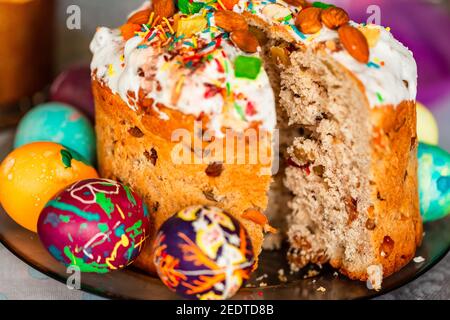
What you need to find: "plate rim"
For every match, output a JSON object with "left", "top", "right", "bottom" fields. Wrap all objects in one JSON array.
[
  {"left": 2, "top": 128, "right": 449, "bottom": 300},
  {"left": 1, "top": 221, "right": 449, "bottom": 300}
]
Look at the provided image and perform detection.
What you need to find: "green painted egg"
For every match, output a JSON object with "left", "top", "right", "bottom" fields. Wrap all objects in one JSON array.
[{"left": 418, "top": 143, "right": 450, "bottom": 221}]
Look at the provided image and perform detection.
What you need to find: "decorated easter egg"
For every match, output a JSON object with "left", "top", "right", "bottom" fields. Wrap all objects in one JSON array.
[
  {"left": 37, "top": 178, "right": 150, "bottom": 273},
  {"left": 14, "top": 102, "right": 96, "bottom": 164},
  {"left": 0, "top": 142, "right": 98, "bottom": 232},
  {"left": 418, "top": 143, "right": 450, "bottom": 222},
  {"left": 50, "top": 64, "right": 95, "bottom": 121},
  {"left": 417, "top": 102, "right": 439, "bottom": 146},
  {"left": 154, "top": 205, "right": 255, "bottom": 300}
]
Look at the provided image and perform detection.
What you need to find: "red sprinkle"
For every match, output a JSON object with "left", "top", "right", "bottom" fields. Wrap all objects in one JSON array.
[
  {"left": 215, "top": 59, "right": 225, "bottom": 73},
  {"left": 183, "top": 54, "right": 202, "bottom": 62},
  {"left": 245, "top": 101, "right": 257, "bottom": 116},
  {"left": 204, "top": 84, "right": 222, "bottom": 99},
  {"left": 214, "top": 36, "right": 223, "bottom": 49}
]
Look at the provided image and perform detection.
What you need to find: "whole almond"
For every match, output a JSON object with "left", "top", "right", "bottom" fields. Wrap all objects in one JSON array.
[
  {"left": 249, "top": 25, "right": 268, "bottom": 45},
  {"left": 127, "top": 9, "right": 151, "bottom": 24},
  {"left": 321, "top": 7, "right": 349, "bottom": 29},
  {"left": 338, "top": 24, "right": 370, "bottom": 63},
  {"left": 214, "top": 10, "right": 248, "bottom": 32},
  {"left": 120, "top": 23, "right": 142, "bottom": 40},
  {"left": 152, "top": 0, "right": 175, "bottom": 18},
  {"left": 295, "top": 7, "right": 323, "bottom": 34},
  {"left": 230, "top": 30, "right": 259, "bottom": 53}
]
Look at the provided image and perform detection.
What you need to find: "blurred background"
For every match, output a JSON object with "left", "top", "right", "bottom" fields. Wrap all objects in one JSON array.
[{"left": 1, "top": 0, "right": 449, "bottom": 148}]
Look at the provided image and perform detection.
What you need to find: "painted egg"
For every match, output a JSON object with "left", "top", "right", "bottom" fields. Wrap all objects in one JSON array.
[
  {"left": 37, "top": 178, "right": 150, "bottom": 273},
  {"left": 417, "top": 102, "right": 439, "bottom": 146},
  {"left": 153, "top": 205, "right": 255, "bottom": 300},
  {"left": 0, "top": 142, "right": 98, "bottom": 232},
  {"left": 50, "top": 64, "right": 95, "bottom": 121},
  {"left": 14, "top": 102, "right": 96, "bottom": 164},
  {"left": 418, "top": 143, "right": 450, "bottom": 222}
]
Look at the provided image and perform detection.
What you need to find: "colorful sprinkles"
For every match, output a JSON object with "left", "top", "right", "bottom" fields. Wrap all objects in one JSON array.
[
  {"left": 116, "top": 0, "right": 271, "bottom": 130},
  {"left": 376, "top": 92, "right": 385, "bottom": 103},
  {"left": 98, "top": 0, "right": 409, "bottom": 133}
]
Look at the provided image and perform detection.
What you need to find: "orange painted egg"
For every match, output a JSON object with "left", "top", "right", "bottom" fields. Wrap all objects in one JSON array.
[{"left": 0, "top": 142, "right": 98, "bottom": 232}]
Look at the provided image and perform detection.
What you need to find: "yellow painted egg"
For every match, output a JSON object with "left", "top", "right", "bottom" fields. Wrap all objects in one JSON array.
[
  {"left": 0, "top": 142, "right": 99, "bottom": 232},
  {"left": 417, "top": 102, "right": 439, "bottom": 145}
]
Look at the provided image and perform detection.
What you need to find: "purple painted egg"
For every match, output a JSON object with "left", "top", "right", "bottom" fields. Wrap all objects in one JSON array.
[
  {"left": 37, "top": 178, "right": 150, "bottom": 273},
  {"left": 154, "top": 205, "right": 255, "bottom": 300},
  {"left": 50, "top": 64, "right": 95, "bottom": 121}
]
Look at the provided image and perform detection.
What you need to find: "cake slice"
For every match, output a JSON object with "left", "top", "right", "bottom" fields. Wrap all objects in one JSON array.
[
  {"left": 91, "top": 0, "right": 422, "bottom": 288},
  {"left": 244, "top": 3, "right": 422, "bottom": 287}
]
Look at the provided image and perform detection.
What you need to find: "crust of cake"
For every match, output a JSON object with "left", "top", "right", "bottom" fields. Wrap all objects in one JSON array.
[
  {"left": 329, "top": 100, "right": 422, "bottom": 281},
  {"left": 92, "top": 80, "right": 272, "bottom": 274}
]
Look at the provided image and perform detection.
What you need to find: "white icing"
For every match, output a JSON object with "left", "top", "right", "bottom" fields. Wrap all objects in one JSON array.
[
  {"left": 90, "top": 0, "right": 417, "bottom": 135},
  {"left": 236, "top": 0, "right": 417, "bottom": 107},
  {"left": 91, "top": 12, "right": 276, "bottom": 134},
  {"left": 332, "top": 25, "right": 417, "bottom": 107}
]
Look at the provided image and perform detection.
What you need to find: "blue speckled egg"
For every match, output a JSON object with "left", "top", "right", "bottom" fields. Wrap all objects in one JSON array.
[
  {"left": 14, "top": 103, "right": 96, "bottom": 164},
  {"left": 418, "top": 143, "right": 450, "bottom": 222},
  {"left": 37, "top": 179, "right": 150, "bottom": 273},
  {"left": 153, "top": 205, "right": 255, "bottom": 300}
]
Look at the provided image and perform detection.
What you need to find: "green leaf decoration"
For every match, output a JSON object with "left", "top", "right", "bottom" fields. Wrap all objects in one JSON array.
[
  {"left": 60, "top": 148, "right": 91, "bottom": 168},
  {"left": 178, "top": 0, "right": 205, "bottom": 14},
  {"left": 60, "top": 149, "right": 73, "bottom": 168},
  {"left": 234, "top": 103, "right": 246, "bottom": 121}
]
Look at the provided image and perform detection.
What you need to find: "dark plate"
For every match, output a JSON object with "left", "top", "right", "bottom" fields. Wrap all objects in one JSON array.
[{"left": 1, "top": 129, "right": 449, "bottom": 300}]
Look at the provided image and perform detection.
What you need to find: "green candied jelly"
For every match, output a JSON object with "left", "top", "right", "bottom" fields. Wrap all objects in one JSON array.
[
  {"left": 234, "top": 56, "right": 262, "bottom": 80},
  {"left": 178, "top": 0, "right": 205, "bottom": 14},
  {"left": 418, "top": 143, "right": 450, "bottom": 222}
]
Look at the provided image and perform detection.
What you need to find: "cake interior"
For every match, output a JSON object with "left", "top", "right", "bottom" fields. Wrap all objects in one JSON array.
[{"left": 258, "top": 31, "right": 376, "bottom": 273}]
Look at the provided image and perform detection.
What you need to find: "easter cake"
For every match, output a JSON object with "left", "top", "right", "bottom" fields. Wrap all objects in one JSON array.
[{"left": 90, "top": 0, "right": 422, "bottom": 288}]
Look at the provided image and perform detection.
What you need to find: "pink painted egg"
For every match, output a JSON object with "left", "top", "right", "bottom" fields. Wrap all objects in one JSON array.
[
  {"left": 50, "top": 64, "right": 95, "bottom": 121},
  {"left": 37, "top": 178, "right": 150, "bottom": 273}
]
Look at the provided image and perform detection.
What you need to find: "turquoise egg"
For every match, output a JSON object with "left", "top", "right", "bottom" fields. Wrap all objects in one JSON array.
[
  {"left": 418, "top": 143, "right": 450, "bottom": 222},
  {"left": 14, "top": 103, "right": 96, "bottom": 164}
]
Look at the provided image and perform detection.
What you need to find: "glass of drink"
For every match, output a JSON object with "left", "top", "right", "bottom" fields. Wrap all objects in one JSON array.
[{"left": 0, "top": 0, "right": 54, "bottom": 128}]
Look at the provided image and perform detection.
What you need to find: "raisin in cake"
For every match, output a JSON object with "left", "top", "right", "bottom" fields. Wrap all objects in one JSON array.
[{"left": 90, "top": 0, "right": 422, "bottom": 289}]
